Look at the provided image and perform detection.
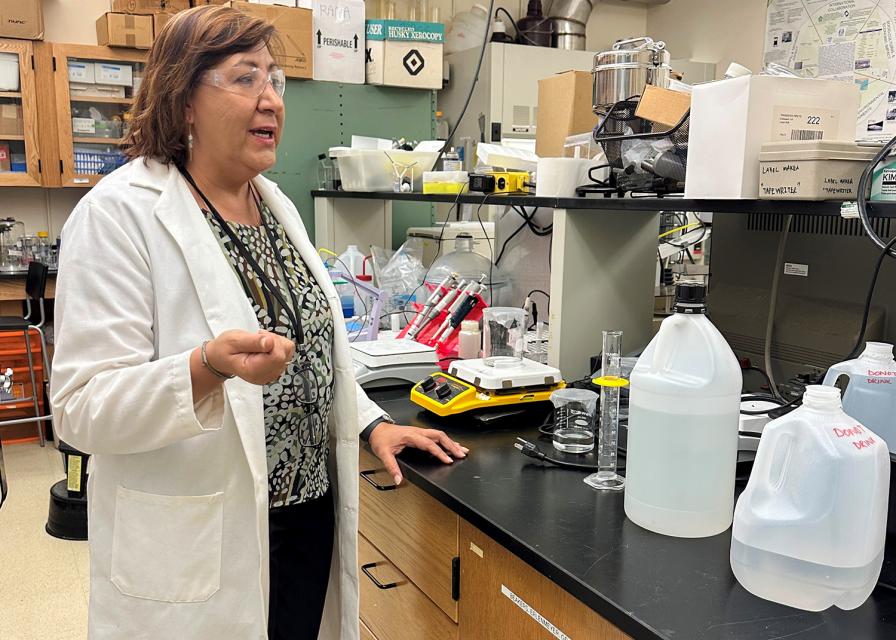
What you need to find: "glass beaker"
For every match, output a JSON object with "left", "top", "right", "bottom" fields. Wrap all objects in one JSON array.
[
  {"left": 551, "top": 388, "right": 598, "bottom": 453},
  {"left": 482, "top": 307, "right": 527, "bottom": 367}
]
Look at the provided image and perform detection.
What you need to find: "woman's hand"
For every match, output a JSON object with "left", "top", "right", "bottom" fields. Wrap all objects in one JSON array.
[
  {"left": 206, "top": 329, "right": 295, "bottom": 385},
  {"left": 368, "top": 423, "right": 469, "bottom": 486}
]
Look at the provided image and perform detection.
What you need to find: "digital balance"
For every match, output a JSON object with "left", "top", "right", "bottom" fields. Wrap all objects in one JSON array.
[{"left": 411, "top": 358, "right": 565, "bottom": 417}]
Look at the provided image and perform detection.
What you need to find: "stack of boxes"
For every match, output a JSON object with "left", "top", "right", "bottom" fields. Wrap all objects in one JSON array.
[{"left": 97, "top": 0, "right": 191, "bottom": 49}]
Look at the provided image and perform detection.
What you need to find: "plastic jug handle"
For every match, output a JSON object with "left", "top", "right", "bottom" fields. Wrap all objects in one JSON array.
[{"left": 822, "top": 362, "right": 851, "bottom": 387}]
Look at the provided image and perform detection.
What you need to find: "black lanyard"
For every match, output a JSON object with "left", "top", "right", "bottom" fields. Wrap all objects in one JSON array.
[{"left": 180, "top": 168, "right": 308, "bottom": 357}]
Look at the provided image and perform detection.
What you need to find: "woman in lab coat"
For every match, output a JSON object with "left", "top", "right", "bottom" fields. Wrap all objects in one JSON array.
[{"left": 50, "top": 6, "right": 467, "bottom": 640}]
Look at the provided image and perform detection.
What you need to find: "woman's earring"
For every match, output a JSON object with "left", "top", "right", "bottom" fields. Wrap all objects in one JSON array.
[{"left": 187, "top": 128, "right": 194, "bottom": 161}]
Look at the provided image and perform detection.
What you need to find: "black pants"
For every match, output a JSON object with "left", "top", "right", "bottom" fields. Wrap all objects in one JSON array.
[{"left": 268, "top": 489, "right": 335, "bottom": 640}]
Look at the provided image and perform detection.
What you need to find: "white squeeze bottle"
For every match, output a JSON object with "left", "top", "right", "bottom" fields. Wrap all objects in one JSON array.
[
  {"left": 731, "top": 386, "right": 890, "bottom": 611},
  {"left": 823, "top": 342, "right": 896, "bottom": 454},
  {"left": 337, "top": 244, "right": 366, "bottom": 315},
  {"left": 625, "top": 282, "right": 742, "bottom": 538}
]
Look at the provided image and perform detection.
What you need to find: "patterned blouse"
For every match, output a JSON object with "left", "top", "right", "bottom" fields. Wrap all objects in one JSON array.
[{"left": 202, "top": 199, "right": 334, "bottom": 508}]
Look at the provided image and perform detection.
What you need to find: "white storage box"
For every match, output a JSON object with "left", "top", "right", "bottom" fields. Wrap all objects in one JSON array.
[
  {"left": 365, "top": 20, "right": 443, "bottom": 90},
  {"left": 685, "top": 76, "right": 860, "bottom": 199},
  {"left": 0, "top": 53, "right": 19, "bottom": 92},
  {"left": 69, "top": 83, "right": 126, "bottom": 99},
  {"left": 95, "top": 62, "right": 133, "bottom": 87},
  {"left": 759, "top": 140, "right": 879, "bottom": 201},
  {"left": 67, "top": 60, "right": 95, "bottom": 84},
  {"left": 312, "top": 0, "right": 365, "bottom": 84},
  {"left": 332, "top": 148, "right": 438, "bottom": 192}
]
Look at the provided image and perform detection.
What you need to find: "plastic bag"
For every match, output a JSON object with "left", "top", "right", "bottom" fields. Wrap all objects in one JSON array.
[{"left": 371, "top": 237, "right": 426, "bottom": 328}]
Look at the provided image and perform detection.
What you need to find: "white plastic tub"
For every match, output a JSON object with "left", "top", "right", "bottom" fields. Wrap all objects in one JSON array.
[
  {"left": 759, "top": 140, "right": 878, "bottom": 201},
  {"left": 332, "top": 148, "right": 439, "bottom": 192},
  {"left": 0, "top": 54, "right": 19, "bottom": 92}
]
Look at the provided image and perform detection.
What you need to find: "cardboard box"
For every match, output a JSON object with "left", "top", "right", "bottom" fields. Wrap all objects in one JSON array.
[
  {"left": 0, "top": 103, "right": 23, "bottom": 137},
  {"left": 97, "top": 13, "right": 154, "bottom": 49},
  {"left": 153, "top": 11, "right": 178, "bottom": 36},
  {"left": 227, "top": 2, "right": 312, "bottom": 79},
  {"left": 535, "top": 70, "right": 597, "bottom": 159},
  {"left": 635, "top": 85, "right": 691, "bottom": 128},
  {"left": 0, "top": 143, "right": 9, "bottom": 172},
  {"left": 189, "top": 0, "right": 231, "bottom": 6},
  {"left": 365, "top": 20, "right": 443, "bottom": 90},
  {"left": 685, "top": 75, "right": 860, "bottom": 199},
  {"left": 111, "top": 0, "right": 189, "bottom": 13},
  {"left": 313, "top": 0, "right": 365, "bottom": 84},
  {"left": 0, "top": 0, "right": 43, "bottom": 40}
]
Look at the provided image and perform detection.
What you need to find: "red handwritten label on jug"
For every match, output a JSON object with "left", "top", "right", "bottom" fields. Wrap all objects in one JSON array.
[{"left": 832, "top": 425, "right": 878, "bottom": 450}]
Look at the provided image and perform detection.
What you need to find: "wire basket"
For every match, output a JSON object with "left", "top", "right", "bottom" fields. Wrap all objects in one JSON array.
[
  {"left": 73, "top": 148, "right": 127, "bottom": 175},
  {"left": 587, "top": 98, "right": 690, "bottom": 195}
]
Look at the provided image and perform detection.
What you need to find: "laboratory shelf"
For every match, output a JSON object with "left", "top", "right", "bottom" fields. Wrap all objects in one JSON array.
[
  {"left": 0, "top": 91, "right": 22, "bottom": 99},
  {"left": 366, "top": 387, "right": 896, "bottom": 640},
  {"left": 311, "top": 189, "right": 896, "bottom": 217}
]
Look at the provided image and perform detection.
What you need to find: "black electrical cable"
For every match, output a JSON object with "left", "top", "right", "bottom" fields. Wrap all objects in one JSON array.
[
  {"left": 743, "top": 365, "right": 773, "bottom": 392},
  {"left": 434, "top": 0, "right": 496, "bottom": 170},
  {"left": 856, "top": 134, "right": 896, "bottom": 260},
  {"left": 495, "top": 217, "right": 530, "bottom": 266},
  {"left": 514, "top": 437, "right": 601, "bottom": 471},
  {"left": 740, "top": 394, "right": 803, "bottom": 416},
  {"left": 846, "top": 233, "right": 896, "bottom": 359},
  {"left": 527, "top": 288, "right": 550, "bottom": 301}
]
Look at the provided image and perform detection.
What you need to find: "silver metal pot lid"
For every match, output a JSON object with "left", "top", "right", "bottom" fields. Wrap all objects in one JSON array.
[{"left": 593, "top": 36, "right": 670, "bottom": 71}]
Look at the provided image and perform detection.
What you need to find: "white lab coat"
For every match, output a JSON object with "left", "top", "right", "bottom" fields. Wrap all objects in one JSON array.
[{"left": 50, "top": 158, "right": 385, "bottom": 639}]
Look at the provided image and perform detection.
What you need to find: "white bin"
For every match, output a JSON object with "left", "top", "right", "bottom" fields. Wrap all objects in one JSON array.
[
  {"left": 332, "top": 148, "right": 438, "bottom": 192},
  {"left": 0, "top": 54, "right": 20, "bottom": 92},
  {"left": 759, "top": 140, "right": 879, "bottom": 201}
]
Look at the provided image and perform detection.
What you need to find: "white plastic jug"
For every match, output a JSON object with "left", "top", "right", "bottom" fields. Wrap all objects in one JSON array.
[
  {"left": 731, "top": 386, "right": 890, "bottom": 611},
  {"left": 823, "top": 342, "right": 896, "bottom": 454},
  {"left": 445, "top": 4, "right": 489, "bottom": 54},
  {"left": 625, "top": 283, "right": 742, "bottom": 538}
]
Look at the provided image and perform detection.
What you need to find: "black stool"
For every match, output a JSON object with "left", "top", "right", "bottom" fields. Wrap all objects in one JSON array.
[{"left": 0, "top": 261, "right": 52, "bottom": 446}]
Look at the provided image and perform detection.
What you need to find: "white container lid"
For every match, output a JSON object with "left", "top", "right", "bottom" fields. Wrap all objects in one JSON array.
[{"left": 759, "top": 140, "right": 882, "bottom": 162}]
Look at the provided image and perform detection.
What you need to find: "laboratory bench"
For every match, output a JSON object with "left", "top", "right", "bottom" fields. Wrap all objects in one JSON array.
[{"left": 360, "top": 386, "right": 896, "bottom": 640}]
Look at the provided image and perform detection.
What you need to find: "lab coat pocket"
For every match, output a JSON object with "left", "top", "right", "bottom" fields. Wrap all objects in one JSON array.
[{"left": 111, "top": 486, "right": 224, "bottom": 603}]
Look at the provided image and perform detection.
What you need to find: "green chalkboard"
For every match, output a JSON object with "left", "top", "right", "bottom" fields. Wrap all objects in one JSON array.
[{"left": 264, "top": 81, "right": 435, "bottom": 248}]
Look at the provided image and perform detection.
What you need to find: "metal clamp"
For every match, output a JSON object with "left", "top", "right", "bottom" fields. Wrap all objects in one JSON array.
[
  {"left": 361, "top": 562, "right": 401, "bottom": 590},
  {"left": 360, "top": 469, "right": 398, "bottom": 491}
]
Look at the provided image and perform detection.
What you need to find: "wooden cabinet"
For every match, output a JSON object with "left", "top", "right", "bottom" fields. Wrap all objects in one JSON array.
[
  {"left": 458, "top": 519, "right": 631, "bottom": 640},
  {"left": 358, "top": 447, "right": 460, "bottom": 622},
  {"left": 358, "top": 533, "right": 458, "bottom": 640},
  {"left": 0, "top": 39, "right": 42, "bottom": 186},
  {"left": 49, "top": 44, "right": 146, "bottom": 188}
]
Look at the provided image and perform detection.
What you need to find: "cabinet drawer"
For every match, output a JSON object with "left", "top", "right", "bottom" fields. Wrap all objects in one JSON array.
[
  {"left": 361, "top": 619, "right": 377, "bottom": 640},
  {"left": 459, "top": 519, "right": 631, "bottom": 640},
  {"left": 359, "top": 447, "right": 459, "bottom": 621},
  {"left": 359, "top": 534, "right": 457, "bottom": 640}
]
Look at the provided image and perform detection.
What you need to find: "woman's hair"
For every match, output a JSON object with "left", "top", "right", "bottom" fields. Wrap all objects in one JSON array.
[{"left": 123, "top": 5, "right": 277, "bottom": 167}]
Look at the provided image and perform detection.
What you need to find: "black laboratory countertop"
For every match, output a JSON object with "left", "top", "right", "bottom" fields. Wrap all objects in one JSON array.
[{"left": 366, "top": 387, "right": 896, "bottom": 640}]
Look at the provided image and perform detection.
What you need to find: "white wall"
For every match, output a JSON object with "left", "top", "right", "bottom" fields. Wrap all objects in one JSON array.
[{"left": 646, "top": 0, "right": 767, "bottom": 80}]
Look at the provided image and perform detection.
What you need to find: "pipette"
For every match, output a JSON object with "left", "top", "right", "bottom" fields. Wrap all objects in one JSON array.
[
  {"left": 407, "top": 273, "right": 457, "bottom": 338},
  {"left": 437, "top": 282, "right": 486, "bottom": 344},
  {"left": 413, "top": 278, "right": 468, "bottom": 338}
]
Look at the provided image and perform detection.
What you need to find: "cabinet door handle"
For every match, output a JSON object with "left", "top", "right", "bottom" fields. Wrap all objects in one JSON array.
[
  {"left": 360, "top": 469, "right": 397, "bottom": 491},
  {"left": 361, "top": 562, "right": 401, "bottom": 590}
]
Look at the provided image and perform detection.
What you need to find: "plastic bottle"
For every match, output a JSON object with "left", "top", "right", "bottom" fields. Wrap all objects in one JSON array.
[
  {"left": 435, "top": 111, "right": 449, "bottom": 140},
  {"left": 458, "top": 320, "right": 481, "bottom": 359},
  {"left": 516, "top": 0, "right": 552, "bottom": 48},
  {"left": 731, "top": 385, "right": 890, "bottom": 611},
  {"left": 624, "top": 282, "right": 742, "bottom": 538},
  {"left": 445, "top": 4, "right": 489, "bottom": 54},
  {"left": 823, "top": 342, "right": 896, "bottom": 453},
  {"left": 442, "top": 148, "right": 462, "bottom": 172},
  {"left": 490, "top": 17, "right": 515, "bottom": 43},
  {"left": 337, "top": 244, "right": 366, "bottom": 314}
]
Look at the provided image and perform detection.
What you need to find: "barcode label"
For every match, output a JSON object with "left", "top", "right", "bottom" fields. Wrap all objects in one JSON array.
[{"left": 790, "top": 129, "right": 824, "bottom": 141}]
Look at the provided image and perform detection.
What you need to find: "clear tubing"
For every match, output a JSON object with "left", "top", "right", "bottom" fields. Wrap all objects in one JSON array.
[{"left": 585, "top": 330, "right": 625, "bottom": 491}]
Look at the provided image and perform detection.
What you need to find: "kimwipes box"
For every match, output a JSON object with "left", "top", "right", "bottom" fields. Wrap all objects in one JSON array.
[
  {"left": 313, "top": 0, "right": 365, "bottom": 84},
  {"left": 97, "top": 13, "right": 154, "bottom": 49},
  {"left": 685, "top": 75, "right": 860, "bottom": 199},
  {"left": 365, "top": 20, "right": 443, "bottom": 90},
  {"left": 536, "top": 70, "right": 597, "bottom": 158},
  {"left": 227, "top": 2, "right": 312, "bottom": 79},
  {"left": 0, "top": 0, "right": 44, "bottom": 40}
]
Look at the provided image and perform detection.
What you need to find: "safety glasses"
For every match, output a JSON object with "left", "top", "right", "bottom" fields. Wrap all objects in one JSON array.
[{"left": 202, "top": 65, "right": 286, "bottom": 99}]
